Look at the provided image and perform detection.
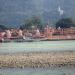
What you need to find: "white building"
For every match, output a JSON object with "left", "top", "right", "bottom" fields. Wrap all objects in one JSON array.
[{"left": 18, "top": 30, "right": 23, "bottom": 37}]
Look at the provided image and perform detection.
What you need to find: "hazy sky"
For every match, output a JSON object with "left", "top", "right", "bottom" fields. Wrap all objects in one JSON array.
[{"left": 0, "top": 0, "right": 75, "bottom": 27}]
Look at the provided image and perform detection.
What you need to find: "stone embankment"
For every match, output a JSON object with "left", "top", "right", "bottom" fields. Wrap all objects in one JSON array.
[{"left": 0, "top": 52, "right": 75, "bottom": 68}]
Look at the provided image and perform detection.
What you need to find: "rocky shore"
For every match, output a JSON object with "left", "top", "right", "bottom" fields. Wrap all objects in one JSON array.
[{"left": 0, "top": 52, "right": 75, "bottom": 68}]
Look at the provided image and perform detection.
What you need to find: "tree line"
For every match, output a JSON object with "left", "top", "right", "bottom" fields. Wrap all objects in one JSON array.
[
  {"left": 0, "top": 17, "right": 75, "bottom": 30},
  {"left": 20, "top": 17, "right": 75, "bottom": 30}
]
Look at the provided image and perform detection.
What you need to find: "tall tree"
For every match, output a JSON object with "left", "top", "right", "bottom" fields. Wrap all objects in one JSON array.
[{"left": 56, "top": 18, "right": 75, "bottom": 28}]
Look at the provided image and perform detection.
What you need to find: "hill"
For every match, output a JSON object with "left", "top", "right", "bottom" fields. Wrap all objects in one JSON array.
[{"left": 0, "top": 0, "right": 75, "bottom": 27}]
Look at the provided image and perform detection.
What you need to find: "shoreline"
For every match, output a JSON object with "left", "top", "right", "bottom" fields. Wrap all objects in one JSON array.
[
  {"left": 0, "top": 52, "right": 75, "bottom": 68},
  {"left": 0, "top": 39, "right": 75, "bottom": 43}
]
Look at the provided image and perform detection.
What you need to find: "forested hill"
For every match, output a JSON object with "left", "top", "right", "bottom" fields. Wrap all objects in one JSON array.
[{"left": 0, "top": 0, "right": 75, "bottom": 27}]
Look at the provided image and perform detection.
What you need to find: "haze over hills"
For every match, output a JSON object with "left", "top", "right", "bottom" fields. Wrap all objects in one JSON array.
[{"left": 0, "top": 0, "right": 75, "bottom": 27}]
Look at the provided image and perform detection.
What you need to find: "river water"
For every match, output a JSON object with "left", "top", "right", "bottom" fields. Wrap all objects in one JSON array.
[
  {"left": 0, "top": 40, "right": 75, "bottom": 75},
  {"left": 0, "top": 68, "right": 75, "bottom": 75},
  {"left": 0, "top": 40, "right": 75, "bottom": 53}
]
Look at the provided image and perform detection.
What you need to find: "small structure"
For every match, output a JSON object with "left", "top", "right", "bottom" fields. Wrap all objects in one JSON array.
[
  {"left": 35, "top": 29, "right": 40, "bottom": 37},
  {"left": 0, "top": 29, "right": 5, "bottom": 42},
  {"left": 6, "top": 30, "right": 11, "bottom": 39},
  {"left": 44, "top": 25, "right": 53, "bottom": 39},
  {"left": 18, "top": 29, "right": 23, "bottom": 37}
]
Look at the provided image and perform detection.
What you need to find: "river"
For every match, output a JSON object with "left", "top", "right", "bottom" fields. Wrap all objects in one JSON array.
[
  {"left": 0, "top": 40, "right": 75, "bottom": 75},
  {"left": 0, "top": 67, "right": 75, "bottom": 75},
  {"left": 0, "top": 40, "right": 75, "bottom": 53}
]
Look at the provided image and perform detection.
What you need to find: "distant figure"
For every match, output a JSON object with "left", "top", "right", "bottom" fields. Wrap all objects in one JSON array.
[{"left": 58, "top": 6, "right": 64, "bottom": 16}]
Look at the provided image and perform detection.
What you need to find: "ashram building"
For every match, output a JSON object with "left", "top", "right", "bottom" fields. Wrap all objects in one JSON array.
[
  {"left": 6, "top": 30, "right": 11, "bottom": 39},
  {"left": 43, "top": 26, "right": 75, "bottom": 39},
  {"left": 0, "top": 31, "right": 5, "bottom": 41},
  {"left": 0, "top": 27, "right": 75, "bottom": 40},
  {"left": 44, "top": 26, "right": 54, "bottom": 38}
]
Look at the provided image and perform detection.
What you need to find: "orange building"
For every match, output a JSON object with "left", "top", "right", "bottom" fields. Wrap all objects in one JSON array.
[{"left": 44, "top": 25, "right": 55, "bottom": 39}]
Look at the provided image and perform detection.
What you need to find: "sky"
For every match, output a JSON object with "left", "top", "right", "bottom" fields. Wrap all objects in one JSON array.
[{"left": 0, "top": 0, "right": 75, "bottom": 27}]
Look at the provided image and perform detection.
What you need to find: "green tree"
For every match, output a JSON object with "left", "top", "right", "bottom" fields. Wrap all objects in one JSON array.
[
  {"left": 20, "top": 17, "right": 44, "bottom": 30},
  {"left": 0, "top": 25, "right": 7, "bottom": 30},
  {"left": 56, "top": 18, "right": 75, "bottom": 28}
]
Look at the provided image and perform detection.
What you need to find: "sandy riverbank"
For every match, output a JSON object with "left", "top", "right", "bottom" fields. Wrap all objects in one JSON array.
[{"left": 0, "top": 52, "right": 75, "bottom": 68}]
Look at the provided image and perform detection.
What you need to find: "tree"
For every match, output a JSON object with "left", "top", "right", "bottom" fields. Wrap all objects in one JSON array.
[
  {"left": 20, "top": 17, "right": 44, "bottom": 30},
  {"left": 55, "top": 18, "right": 75, "bottom": 28},
  {"left": 0, "top": 25, "right": 7, "bottom": 30}
]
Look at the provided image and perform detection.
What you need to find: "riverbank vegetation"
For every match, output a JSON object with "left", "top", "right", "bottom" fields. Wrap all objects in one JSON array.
[
  {"left": 0, "top": 52, "right": 75, "bottom": 68},
  {"left": 0, "top": 17, "right": 75, "bottom": 31}
]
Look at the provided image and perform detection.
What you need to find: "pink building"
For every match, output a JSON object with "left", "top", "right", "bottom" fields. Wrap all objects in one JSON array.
[{"left": 6, "top": 30, "right": 11, "bottom": 39}]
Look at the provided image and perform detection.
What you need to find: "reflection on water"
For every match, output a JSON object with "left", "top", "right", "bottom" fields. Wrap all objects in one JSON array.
[
  {"left": 0, "top": 68, "right": 75, "bottom": 75},
  {"left": 0, "top": 40, "right": 75, "bottom": 53}
]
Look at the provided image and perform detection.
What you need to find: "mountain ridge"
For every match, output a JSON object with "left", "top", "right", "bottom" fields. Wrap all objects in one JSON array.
[{"left": 0, "top": 0, "right": 75, "bottom": 27}]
